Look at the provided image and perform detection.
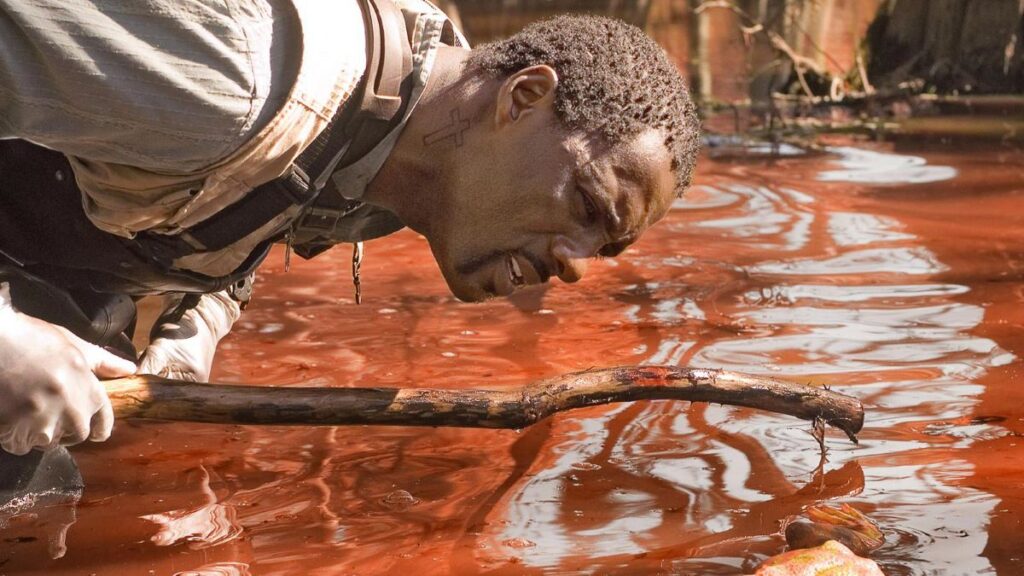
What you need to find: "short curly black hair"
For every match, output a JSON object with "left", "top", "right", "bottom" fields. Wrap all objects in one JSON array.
[{"left": 469, "top": 15, "right": 700, "bottom": 194}]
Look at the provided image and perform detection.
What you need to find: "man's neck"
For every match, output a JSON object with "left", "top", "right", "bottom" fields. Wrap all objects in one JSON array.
[{"left": 361, "top": 45, "right": 476, "bottom": 237}]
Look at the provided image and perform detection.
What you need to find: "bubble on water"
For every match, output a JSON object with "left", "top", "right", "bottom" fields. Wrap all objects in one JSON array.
[{"left": 380, "top": 490, "right": 417, "bottom": 511}]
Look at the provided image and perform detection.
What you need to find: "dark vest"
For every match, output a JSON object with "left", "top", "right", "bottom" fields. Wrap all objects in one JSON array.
[{"left": 0, "top": 139, "right": 263, "bottom": 295}]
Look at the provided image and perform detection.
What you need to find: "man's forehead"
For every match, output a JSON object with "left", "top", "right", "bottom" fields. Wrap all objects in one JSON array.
[{"left": 588, "top": 128, "right": 675, "bottom": 241}]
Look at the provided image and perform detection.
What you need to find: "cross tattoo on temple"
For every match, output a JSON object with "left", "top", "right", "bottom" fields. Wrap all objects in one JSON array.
[{"left": 423, "top": 108, "right": 470, "bottom": 148}]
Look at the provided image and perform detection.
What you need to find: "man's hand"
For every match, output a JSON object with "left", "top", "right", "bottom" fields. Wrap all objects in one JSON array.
[
  {"left": 138, "top": 291, "right": 241, "bottom": 383},
  {"left": 0, "top": 284, "right": 136, "bottom": 455}
]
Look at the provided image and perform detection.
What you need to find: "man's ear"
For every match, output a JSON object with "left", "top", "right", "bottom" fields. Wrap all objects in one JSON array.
[{"left": 495, "top": 65, "right": 558, "bottom": 128}]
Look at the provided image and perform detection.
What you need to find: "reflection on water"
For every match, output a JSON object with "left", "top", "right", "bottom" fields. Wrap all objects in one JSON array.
[
  {"left": 494, "top": 145, "right": 1014, "bottom": 573},
  {"left": 817, "top": 147, "right": 959, "bottom": 185},
  {"left": 4, "top": 141, "right": 1024, "bottom": 575},
  {"left": 141, "top": 466, "right": 243, "bottom": 549}
]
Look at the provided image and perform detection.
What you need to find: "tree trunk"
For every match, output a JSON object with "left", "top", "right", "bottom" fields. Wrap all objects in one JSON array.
[{"left": 866, "top": 0, "right": 1024, "bottom": 93}]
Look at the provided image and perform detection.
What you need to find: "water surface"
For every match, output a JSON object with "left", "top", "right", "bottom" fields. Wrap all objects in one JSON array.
[{"left": 3, "top": 138, "right": 1023, "bottom": 575}]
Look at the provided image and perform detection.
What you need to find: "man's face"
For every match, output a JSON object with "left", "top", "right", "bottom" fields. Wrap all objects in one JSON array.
[{"left": 425, "top": 93, "right": 677, "bottom": 302}]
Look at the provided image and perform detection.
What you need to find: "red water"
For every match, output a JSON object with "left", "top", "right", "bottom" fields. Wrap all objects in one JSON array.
[{"left": 3, "top": 139, "right": 1024, "bottom": 575}]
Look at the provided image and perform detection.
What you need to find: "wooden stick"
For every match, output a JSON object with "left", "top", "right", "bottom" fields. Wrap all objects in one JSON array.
[{"left": 105, "top": 366, "right": 864, "bottom": 443}]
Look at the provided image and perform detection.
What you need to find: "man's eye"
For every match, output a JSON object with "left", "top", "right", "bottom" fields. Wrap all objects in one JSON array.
[{"left": 579, "top": 187, "right": 599, "bottom": 223}]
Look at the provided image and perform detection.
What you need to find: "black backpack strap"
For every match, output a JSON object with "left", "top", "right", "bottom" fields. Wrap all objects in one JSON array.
[
  {"left": 290, "top": 0, "right": 416, "bottom": 253},
  {"left": 132, "top": 0, "right": 414, "bottom": 269},
  {"left": 135, "top": 164, "right": 314, "bottom": 266},
  {"left": 304, "top": 0, "right": 413, "bottom": 188}
]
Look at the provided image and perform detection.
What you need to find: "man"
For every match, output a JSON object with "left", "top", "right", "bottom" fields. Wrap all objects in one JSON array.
[{"left": 0, "top": 0, "right": 700, "bottom": 456}]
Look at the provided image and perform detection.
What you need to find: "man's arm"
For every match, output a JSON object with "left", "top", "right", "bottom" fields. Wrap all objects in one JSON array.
[
  {"left": 0, "top": 0, "right": 298, "bottom": 238},
  {"left": 0, "top": 283, "right": 136, "bottom": 455},
  {"left": 0, "top": 0, "right": 286, "bottom": 171}
]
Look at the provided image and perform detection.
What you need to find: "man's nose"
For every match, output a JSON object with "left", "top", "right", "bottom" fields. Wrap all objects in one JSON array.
[{"left": 552, "top": 238, "right": 592, "bottom": 283}]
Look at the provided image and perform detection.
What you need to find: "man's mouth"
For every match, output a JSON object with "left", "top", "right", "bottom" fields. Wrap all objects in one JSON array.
[{"left": 453, "top": 249, "right": 554, "bottom": 300}]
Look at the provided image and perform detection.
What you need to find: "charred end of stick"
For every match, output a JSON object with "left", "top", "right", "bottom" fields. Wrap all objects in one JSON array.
[{"left": 830, "top": 416, "right": 863, "bottom": 444}]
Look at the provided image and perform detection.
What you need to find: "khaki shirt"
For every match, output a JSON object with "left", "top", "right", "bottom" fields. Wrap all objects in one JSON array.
[{"left": 0, "top": 0, "right": 464, "bottom": 277}]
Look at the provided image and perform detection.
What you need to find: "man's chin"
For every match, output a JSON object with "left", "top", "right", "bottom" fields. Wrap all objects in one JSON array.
[
  {"left": 440, "top": 270, "right": 492, "bottom": 303},
  {"left": 448, "top": 281, "right": 494, "bottom": 303},
  {"left": 435, "top": 251, "right": 503, "bottom": 302}
]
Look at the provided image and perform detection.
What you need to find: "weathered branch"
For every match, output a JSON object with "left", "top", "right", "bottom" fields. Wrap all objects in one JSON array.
[{"left": 105, "top": 366, "right": 864, "bottom": 443}]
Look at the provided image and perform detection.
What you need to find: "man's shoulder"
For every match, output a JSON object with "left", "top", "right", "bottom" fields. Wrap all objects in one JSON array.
[
  {"left": 289, "top": 0, "right": 367, "bottom": 74},
  {"left": 390, "top": 0, "right": 445, "bottom": 15}
]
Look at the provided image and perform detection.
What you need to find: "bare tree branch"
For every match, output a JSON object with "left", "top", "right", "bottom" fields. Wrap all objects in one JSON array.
[{"left": 695, "top": 0, "right": 829, "bottom": 99}]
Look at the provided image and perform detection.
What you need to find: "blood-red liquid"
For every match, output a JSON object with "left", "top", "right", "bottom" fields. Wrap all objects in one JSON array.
[{"left": 4, "top": 139, "right": 1023, "bottom": 574}]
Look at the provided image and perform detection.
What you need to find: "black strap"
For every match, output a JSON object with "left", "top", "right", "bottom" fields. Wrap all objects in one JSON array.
[
  {"left": 337, "top": 0, "right": 413, "bottom": 165},
  {"left": 137, "top": 164, "right": 313, "bottom": 265},
  {"left": 291, "top": 0, "right": 414, "bottom": 238}
]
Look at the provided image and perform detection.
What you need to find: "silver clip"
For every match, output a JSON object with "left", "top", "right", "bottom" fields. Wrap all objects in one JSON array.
[{"left": 352, "top": 241, "right": 363, "bottom": 304}]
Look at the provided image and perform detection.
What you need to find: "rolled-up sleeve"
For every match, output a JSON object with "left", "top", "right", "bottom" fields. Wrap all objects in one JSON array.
[{"left": 0, "top": 0, "right": 294, "bottom": 174}]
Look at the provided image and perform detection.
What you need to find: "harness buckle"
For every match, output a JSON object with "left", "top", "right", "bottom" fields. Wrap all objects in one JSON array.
[
  {"left": 227, "top": 273, "right": 255, "bottom": 310},
  {"left": 296, "top": 207, "right": 346, "bottom": 235},
  {"left": 295, "top": 199, "right": 363, "bottom": 236},
  {"left": 276, "top": 165, "right": 312, "bottom": 204}
]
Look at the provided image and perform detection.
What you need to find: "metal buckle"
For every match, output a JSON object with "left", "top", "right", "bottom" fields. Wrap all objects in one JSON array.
[
  {"left": 227, "top": 273, "right": 255, "bottom": 309},
  {"left": 295, "top": 199, "right": 363, "bottom": 236},
  {"left": 297, "top": 207, "right": 346, "bottom": 234},
  {"left": 277, "top": 165, "right": 312, "bottom": 204}
]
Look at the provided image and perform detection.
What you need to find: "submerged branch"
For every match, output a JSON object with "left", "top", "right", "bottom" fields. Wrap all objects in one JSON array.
[{"left": 105, "top": 366, "right": 864, "bottom": 443}]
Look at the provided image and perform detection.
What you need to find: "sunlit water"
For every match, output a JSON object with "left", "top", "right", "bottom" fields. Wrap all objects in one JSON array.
[{"left": 3, "top": 139, "right": 1024, "bottom": 575}]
